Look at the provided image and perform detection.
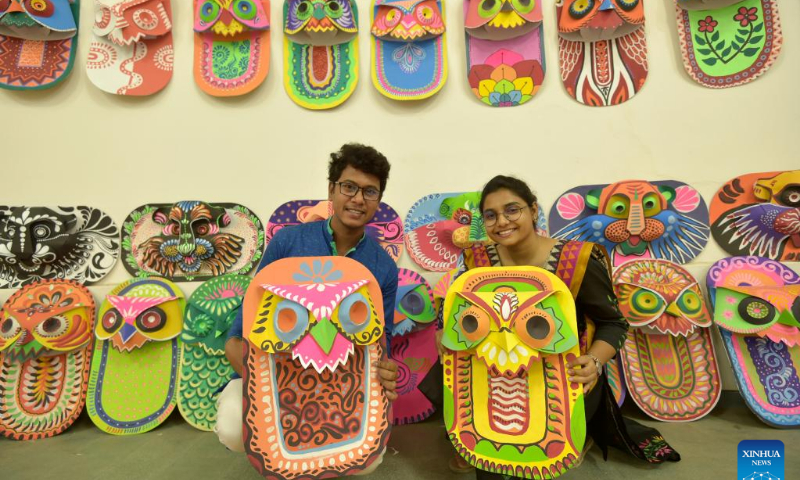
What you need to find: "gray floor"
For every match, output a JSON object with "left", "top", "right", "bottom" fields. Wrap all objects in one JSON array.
[{"left": 1, "top": 392, "right": 797, "bottom": 480}]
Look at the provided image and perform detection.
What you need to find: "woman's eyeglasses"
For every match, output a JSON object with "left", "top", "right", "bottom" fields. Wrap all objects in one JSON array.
[
  {"left": 334, "top": 181, "right": 381, "bottom": 201},
  {"left": 482, "top": 205, "right": 530, "bottom": 227}
]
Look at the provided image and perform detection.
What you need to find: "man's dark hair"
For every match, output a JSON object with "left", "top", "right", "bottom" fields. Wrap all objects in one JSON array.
[
  {"left": 328, "top": 143, "right": 391, "bottom": 194},
  {"left": 479, "top": 175, "right": 538, "bottom": 212}
]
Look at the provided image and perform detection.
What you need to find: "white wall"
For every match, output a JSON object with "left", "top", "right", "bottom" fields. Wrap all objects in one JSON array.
[{"left": 2, "top": 0, "right": 798, "bottom": 391}]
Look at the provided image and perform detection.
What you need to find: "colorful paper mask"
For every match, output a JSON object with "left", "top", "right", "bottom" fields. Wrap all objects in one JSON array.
[
  {"left": 442, "top": 266, "right": 584, "bottom": 478},
  {"left": 283, "top": 0, "right": 359, "bottom": 109},
  {"left": 392, "top": 268, "right": 437, "bottom": 425},
  {"left": 613, "top": 260, "right": 721, "bottom": 422},
  {"left": 0, "top": 280, "right": 95, "bottom": 440},
  {"left": 464, "top": 0, "right": 546, "bottom": 107},
  {"left": 550, "top": 180, "right": 710, "bottom": 267},
  {"left": 706, "top": 256, "right": 800, "bottom": 428},
  {"left": 0, "top": 0, "right": 78, "bottom": 90},
  {"left": 265, "top": 199, "right": 404, "bottom": 262},
  {"left": 673, "top": 0, "right": 782, "bottom": 88},
  {"left": 193, "top": 0, "right": 271, "bottom": 96},
  {"left": 86, "top": 0, "right": 174, "bottom": 95},
  {"left": 556, "top": 0, "right": 648, "bottom": 106},
  {"left": 87, "top": 277, "right": 184, "bottom": 435},
  {"left": 178, "top": 274, "right": 248, "bottom": 431},
  {"left": 370, "top": 0, "right": 447, "bottom": 100},
  {"left": 243, "top": 257, "right": 390, "bottom": 478},
  {"left": 122, "top": 201, "right": 265, "bottom": 282},
  {"left": 710, "top": 170, "right": 800, "bottom": 262},
  {"left": 405, "top": 192, "right": 548, "bottom": 272},
  {"left": 0, "top": 206, "right": 120, "bottom": 288}
]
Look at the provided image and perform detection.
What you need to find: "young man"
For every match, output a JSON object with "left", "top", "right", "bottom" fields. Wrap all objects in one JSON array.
[{"left": 216, "top": 143, "right": 400, "bottom": 456}]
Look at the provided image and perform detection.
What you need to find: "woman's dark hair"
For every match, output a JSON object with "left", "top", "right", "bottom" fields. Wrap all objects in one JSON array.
[
  {"left": 328, "top": 143, "right": 391, "bottom": 194},
  {"left": 479, "top": 175, "right": 538, "bottom": 212}
]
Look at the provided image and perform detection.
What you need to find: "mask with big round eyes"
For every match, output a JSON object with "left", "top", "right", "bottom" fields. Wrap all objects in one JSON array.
[
  {"left": 271, "top": 299, "right": 310, "bottom": 346},
  {"left": 335, "top": 292, "right": 373, "bottom": 335},
  {"left": 137, "top": 307, "right": 167, "bottom": 333},
  {"left": 397, "top": 286, "right": 435, "bottom": 322},
  {"left": 0, "top": 316, "right": 22, "bottom": 348},
  {"left": 779, "top": 186, "right": 800, "bottom": 208},
  {"left": 24, "top": 0, "right": 55, "bottom": 17},
  {"left": 714, "top": 288, "right": 781, "bottom": 334},
  {"left": 100, "top": 309, "right": 124, "bottom": 336},
  {"left": 568, "top": 0, "right": 594, "bottom": 19},
  {"left": 513, "top": 308, "right": 555, "bottom": 349},
  {"left": 454, "top": 303, "right": 491, "bottom": 349}
]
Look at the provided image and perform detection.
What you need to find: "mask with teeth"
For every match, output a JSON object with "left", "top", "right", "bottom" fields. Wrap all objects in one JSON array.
[
  {"left": 243, "top": 256, "right": 390, "bottom": 478},
  {"left": 441, "top": 266, "right": 584, "bottom": 478}
]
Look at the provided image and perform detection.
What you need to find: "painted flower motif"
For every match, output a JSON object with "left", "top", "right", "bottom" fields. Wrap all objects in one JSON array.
[
  {"left": 698, "top": 16, "right": 717, "bottom": 33},
  {"left": 292, "top": 259, "right": 343, "bottom": 285},
  {"left": 468, "top": 49, "right": 544, "bottom": 108},
  {"left": 734, "top": 7, "right": 758, "bottom": 27},
  {"left": 190, "top": 313, "right": 215, "bottom": 337}
]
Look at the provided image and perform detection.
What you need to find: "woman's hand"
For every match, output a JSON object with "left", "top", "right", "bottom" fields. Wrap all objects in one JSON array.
[
  {"left": 377, "top": 360, "right": 399, "bottom": 401},
  {"left": 567, "top": 355, "right": 600, "bottom": 394}
]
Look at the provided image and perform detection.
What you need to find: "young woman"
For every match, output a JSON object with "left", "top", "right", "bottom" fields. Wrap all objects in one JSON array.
[{"left": 436, "top": 175, "right": 680, "bottom": 478}]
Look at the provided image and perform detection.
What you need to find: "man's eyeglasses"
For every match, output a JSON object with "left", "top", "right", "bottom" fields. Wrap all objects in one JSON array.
[
  {"left": 482, "top": 205, "right": 530, "bottom": 227},
  {"left": 334, "top": 182, "right": 381, "bottom": 201}
]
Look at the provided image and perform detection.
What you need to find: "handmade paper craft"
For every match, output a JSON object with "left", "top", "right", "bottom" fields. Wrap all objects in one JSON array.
[
  {"left": 283, "top": 0, "right": 359, "bottom": 109},
  {"left": 405, "top": 192, "right": 547, "bottom": 272},
  {"left": 706, "top": 256, "right": 800, "bottom": 428},
  {"left": 370, "top": 0, "right": 447, "bottom": 100},
  {"left": 0, "top": 280, "right": 94, "bottom": 440},
  {"left": 122, "top": 201, "right": 264, "bottom": 282},
  {"left": 193, "top": 0, "right": 270, "bottom": 96},
  {"left": 243, "top": 257, "right": 390, "bottom": 478},
  {"left": 392, "top": 268, "right": 437, "bottom": 425},
  {"left": 556, "top": 0, "right": 648, "bottom": 106},
  {"left": 0, "top": 0, "right": 79, "bottom": 90},
  {"left": 265, "top": 199, "right": 404, "bottom": 261},
  {"left": 178, "top": 274, "right": 249, "bottom": 431},
  {"left": 550, "top": 180, "right": 710, "bottom": 267},
  {"left": 87, "top": 277, "right": 184, "bottom": 435},
  {"left": 614, "top": 260, "right": 721, "bottom": 422},
  {"left": 86, "top": 0, "right": 174, "bottom": 95},
  {"left": 442, "top": 266, "right": 584, "bottom": 478},
  {"left": 710, "top": 170, "right": 800, "bottom": 262},
  {"left": 464, "top": 0, "right": 545, "bottom": 107},
  {"left": 0, "top": 206, "right": 120, "bottom": 288},
  {"left": 673, "top": 0, "right": 782, "bottom": 88}
]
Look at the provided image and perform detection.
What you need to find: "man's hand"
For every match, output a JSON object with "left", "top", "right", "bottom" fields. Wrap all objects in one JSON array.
[{"left": 377, "top": 360, "right": 399, "bottom": 401}]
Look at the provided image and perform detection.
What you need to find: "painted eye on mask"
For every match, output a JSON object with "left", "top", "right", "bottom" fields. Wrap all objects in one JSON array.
[
  {"left": 24, "top": 0, "right": 55, "bottom": 16},
  {"left": 616, "top": 0, "right": 638, "bottom": 11},
  {"left": 514, "top": 308, "right": 555, "bottom": 348},
  {"left": 325, "top": 0, "right": 344, "bottom": 19},
  {"left": 605, "top": 195, "right": 630, "bottom": 218},
  {"left": 779, "top": 187, "right": 800, "bottom": 207},
  {"left": 200, "top": 0, "right": 221, "bottom": 22},
  {"left": 399, "top": 288, "right": 427, "bottom": 317},
  {"left": 136, "top": 307, "right": 167, "bottom": 333},
  {"left": 458, "top": 306, "right": 490, "bottom": 343},
  {"left": 296, "top": 1, "right": 313, "bottom": 20},
  {"left": 35, "top": 315, "right": 69, "bottom": 338},
  {"left": 676, "top": 289, "right": 702, "bottom": 315},
  {"left": 792, "top": 297, "right": 800, "bottom": 324},
  {"left": 101, "top": 309, "right": 123, "bottom": 334},
  {"left": 738, "top": 297, "right": 776, "bottom": 326},
  {"left": 631, "top": 289, "right": 664, "bottom": 316},
  {"left": 478, "top": 0, "right": 503, "bottom": 19},
  {"left": 568, "top": 0, "right": 594, "bottom": 19},
  {"left": 642, "top": 193, "right": 662, "bottom": 216},
  {"left": 0, "top": 317, "right": 21, "bottom": 341},
  {"left": 453, "top": 208, "right": 472, "bottom": 225},
  {"left": 31, "top": 223, "right": 53, "bottom": 240},
  {"left": 273, "top": 299, "right": 310, "bottom": 345},
  {"left": 384, "top": 8, "right": 401, "bottom": 26},
  {"left": 338, "top": 292, "right": 372, "bottom": 335},
  {"left": 511, "top": 0, "right": 535, "bottom": 14},
  {"left": 234, "top": 0, "right": 258, "bottom": 20},
  {"left": 417, "top": 5, "right": 435, "bottom": 23}
]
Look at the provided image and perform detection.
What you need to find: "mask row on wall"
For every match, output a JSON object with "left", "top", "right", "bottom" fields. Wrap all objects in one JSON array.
[
  {"left": 0, "top": 0, "right": 783, "bottom": 105},
  {"left": 1, "top": 169, "right": 795, "bottom": 289}
]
